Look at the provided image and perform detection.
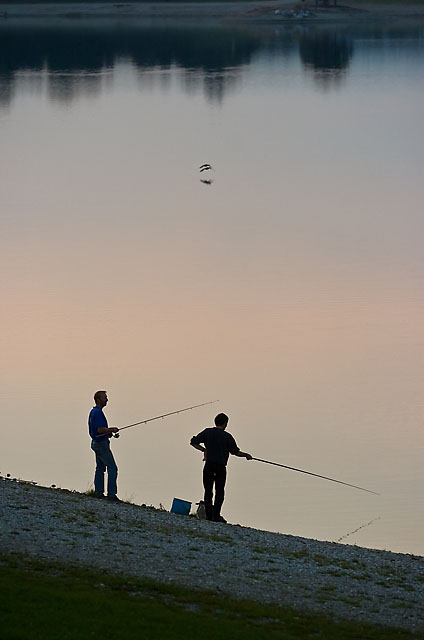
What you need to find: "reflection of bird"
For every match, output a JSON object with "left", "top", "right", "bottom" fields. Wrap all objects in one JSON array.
[
  {"left": 200, "top": 179, "right": 213, "bottom": 185},
  {"left": 199, "top": 163, "right": 213, "bottom": 172}
]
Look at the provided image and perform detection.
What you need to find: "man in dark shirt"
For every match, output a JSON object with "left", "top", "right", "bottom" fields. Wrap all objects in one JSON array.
[
  {"left": 88, "top": 390, "right": 120, "bottom": 501},
  {"left": 190, "top": 413, "right": 252, "bottom": 523}
]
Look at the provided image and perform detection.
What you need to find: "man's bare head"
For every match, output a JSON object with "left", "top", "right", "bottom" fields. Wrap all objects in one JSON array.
[{"left": 94, "top": 390, "right": 108, "bottom": 408}]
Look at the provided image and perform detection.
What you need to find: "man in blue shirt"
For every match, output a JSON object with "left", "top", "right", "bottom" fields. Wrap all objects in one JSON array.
[
  {"left": 88, "top": 390, "right": 120, "bottom": 501},
  {"left": 190, "top": 413, "right": 252, "bottom": 523}
]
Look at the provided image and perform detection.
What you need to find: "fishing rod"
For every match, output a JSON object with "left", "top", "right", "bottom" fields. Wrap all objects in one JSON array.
[
  {"left": 112, "top": 400, "right": 219, "bottom": 437},
  {"left": 252, "top": 457, "right": 380, "bottom": 495}
]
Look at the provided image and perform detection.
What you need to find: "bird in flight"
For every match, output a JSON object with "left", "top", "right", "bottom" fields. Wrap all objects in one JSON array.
[{"left": 199, "top": 164, "right": 213, "bottom": 173}]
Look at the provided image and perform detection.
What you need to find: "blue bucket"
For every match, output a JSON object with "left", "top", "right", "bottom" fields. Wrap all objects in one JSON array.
[{"left": 170, "top": 498, "right": 191, "bottom": 516}]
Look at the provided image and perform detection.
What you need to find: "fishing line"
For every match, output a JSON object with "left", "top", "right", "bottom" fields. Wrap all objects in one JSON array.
[{"left": 336, "top": 516, "right": 381, "bottom": 543}]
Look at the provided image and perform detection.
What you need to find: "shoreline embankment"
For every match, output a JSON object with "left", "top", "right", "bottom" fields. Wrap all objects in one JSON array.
[{"left": 1, "top": 478, "right": 423, "bottom": 633}]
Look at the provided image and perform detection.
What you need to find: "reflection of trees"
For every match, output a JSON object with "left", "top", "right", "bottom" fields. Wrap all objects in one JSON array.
[
  {"left": 47, "top": 72, "right": 104, "bottom": 103},
  {"left": 1, "top": 21, "right": 423, "bottom": 103},
  {"left": 0, "top": 23, "right": 263, "bottom": 105},
  {"left": 0, "top": 77, "right": 14, "bottom": 110},
  {"left": 298, "top": 29, "right": 354, "bottom": 88}
]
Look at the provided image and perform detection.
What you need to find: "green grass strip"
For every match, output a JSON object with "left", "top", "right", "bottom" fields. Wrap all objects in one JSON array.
[{"left": 0, "top": 552, "right": 420, "bottom": 640}]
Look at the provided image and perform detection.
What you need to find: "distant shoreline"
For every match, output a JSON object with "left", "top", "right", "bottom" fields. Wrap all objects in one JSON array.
[{"left": 1, "top": 1, "right": 424, "bottom": 23}]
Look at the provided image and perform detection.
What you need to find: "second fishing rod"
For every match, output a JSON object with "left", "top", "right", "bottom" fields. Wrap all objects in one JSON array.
[{"left": 111, "top": 400, "right": 220, "bottom": 437}]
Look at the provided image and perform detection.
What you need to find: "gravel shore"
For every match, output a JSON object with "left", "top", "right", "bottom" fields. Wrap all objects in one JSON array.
[{"left": 1, "top": 478, "right": 423, "bottom": 633}]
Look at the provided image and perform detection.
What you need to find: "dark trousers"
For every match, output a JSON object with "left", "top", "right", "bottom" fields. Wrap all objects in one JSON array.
[
  {"left": 203, "top": 461, "right": 227, "bottom": 521},
  {"left": 91, "top": 439, "right": 118, "bottom": 498}
]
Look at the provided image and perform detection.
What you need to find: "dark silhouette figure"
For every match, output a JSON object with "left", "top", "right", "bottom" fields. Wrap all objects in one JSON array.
[
  {"left": 88, "top": 391, "right": 120, "bottom": 501},
  {"left": 190, "top": 413, "right": 252, "bottom": 523}
]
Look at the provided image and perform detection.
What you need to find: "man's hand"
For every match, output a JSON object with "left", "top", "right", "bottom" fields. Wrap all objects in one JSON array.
[{"left": 245, "top": 453, "right": 253, "bottom": 460}]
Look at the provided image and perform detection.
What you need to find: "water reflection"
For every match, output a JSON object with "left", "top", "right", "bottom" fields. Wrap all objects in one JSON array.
[
  {"left": 0, "top": 23, "right": 260, "bottom": 104},
  {"left": 299, "top": 30, "right": 354, "bottom": 88},
  {"left": 0, "top": 21, "right": 423, "bottom": 105}
]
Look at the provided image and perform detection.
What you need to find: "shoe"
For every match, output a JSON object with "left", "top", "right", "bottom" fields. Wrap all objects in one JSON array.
[
  {"left": 107, "top": 496, "right": 122, "bottom": 503},
  {"left": 214, "top": 515, "right": 227, "bottom": 524},
  {"left": 93, "top": 492, "right": 105, "bottom": 499}
]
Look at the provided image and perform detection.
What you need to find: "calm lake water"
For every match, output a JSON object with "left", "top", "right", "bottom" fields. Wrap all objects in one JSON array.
[{"left": 1, "top": 17, "right": 424, "bottom": 556}]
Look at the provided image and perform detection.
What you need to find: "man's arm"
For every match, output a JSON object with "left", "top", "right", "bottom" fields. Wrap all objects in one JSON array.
[
  {"left": 190, "top": 432, "right": 206, "bottom": 454},
  {"left": 190, "top": 442, "right": 206, "bottom": 453},
  {"left": 236, "top": 450, "right": 252, "bottom": 460},
  {"left": 97, "top": 427, "right": 119, "bottom": 436},
  {"left": 229, "top": 434, "right": 252, "bottom": 460}
]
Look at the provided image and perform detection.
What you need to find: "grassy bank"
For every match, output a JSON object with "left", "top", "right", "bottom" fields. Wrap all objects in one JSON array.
[{"left": 0, "top": 552, "right": 420, "bottom": 640}]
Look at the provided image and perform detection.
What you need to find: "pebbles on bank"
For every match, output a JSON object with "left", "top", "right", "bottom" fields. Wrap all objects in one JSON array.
[{"left": 1, "top": 478, "right": 423, "bottom": 633}]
